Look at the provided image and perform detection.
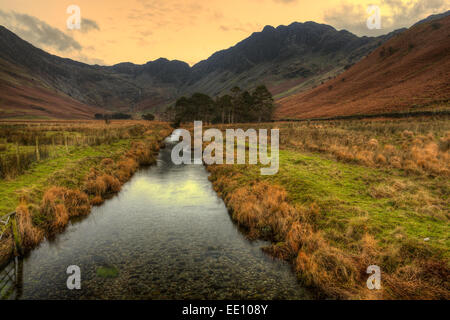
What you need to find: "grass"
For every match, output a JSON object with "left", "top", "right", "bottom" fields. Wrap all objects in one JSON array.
[
  {"left": 0, "top": 120, "right": 171, "bottom": 265},
  {"left": 204, "top": 117, "right": 449, "bottom": 299},
  {"left": 213, "top": 150, "right": 448, "bottom": 254},
  {"left": 0, "top": 140, "right": 131, "bottom": 215}
]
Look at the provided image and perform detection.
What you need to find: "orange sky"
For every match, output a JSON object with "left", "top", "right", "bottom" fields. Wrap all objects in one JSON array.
[{"left": 0, "top": 0, "right": 448, "bottom": 66}]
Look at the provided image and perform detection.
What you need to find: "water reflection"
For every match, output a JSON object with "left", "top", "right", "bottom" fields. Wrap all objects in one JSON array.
[{"left": 1, "top": 130, "right": 310, "bottom": 300}]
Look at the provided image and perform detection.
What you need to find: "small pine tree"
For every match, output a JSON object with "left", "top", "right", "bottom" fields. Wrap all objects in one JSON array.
[{"left": 142, "top": 113, "right": 155, "bottom": 121}]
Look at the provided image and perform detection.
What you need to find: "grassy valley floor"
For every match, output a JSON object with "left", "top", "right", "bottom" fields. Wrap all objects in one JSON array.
[
  {"left": 205, "top": 117, "right": 449, "bottom": 299},
  {"left": 0, "top": 120, "right": 171, "bottom": 266}
]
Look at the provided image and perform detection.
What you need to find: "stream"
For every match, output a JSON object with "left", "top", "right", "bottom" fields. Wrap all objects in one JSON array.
[{"left": 1, "top": 130, "right": 310, "bottom": 299}]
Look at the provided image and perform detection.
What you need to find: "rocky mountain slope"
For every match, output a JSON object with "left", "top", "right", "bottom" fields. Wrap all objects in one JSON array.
[
  {"left": 0, "top": 52, "right": 103, "bottom": 119},
  {"left": 275, "top": 15, "right": 450, "bottom": 119},
  {"left": 0, "top": 21, "right": 395, "bottom": 118},
  {"left": 183, "top": 22, "right": 400, "bottom": 99}
]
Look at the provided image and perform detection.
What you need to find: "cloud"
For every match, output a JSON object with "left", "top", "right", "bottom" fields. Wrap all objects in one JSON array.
[
  {"left": 73, "top": 54, "right": 106, "bottom": 66},
  {"left": 80, "top": 18, "right": 100, "bottom": 33},
  {"left": 273, "top": 0, "right": 298, "bottom": 3},
  {"left": 0, "top": 10, "right": 82, "bottom": 51},
  {"left": 218, "top": 19, "right": 262, "bottom": 34},
  {"left": 324, "top": 0, "right": 448, "bottom": 36}
]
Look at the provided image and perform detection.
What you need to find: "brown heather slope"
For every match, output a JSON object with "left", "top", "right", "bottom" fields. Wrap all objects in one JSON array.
[
  {"left": 276, "top": 16, "right": 450, "bottom": 119},
  {"left": 0, "top": 58, "right": 104, "bottom": 119}
]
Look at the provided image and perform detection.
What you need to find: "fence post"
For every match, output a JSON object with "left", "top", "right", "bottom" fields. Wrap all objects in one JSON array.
[
  {"left": 15, "top": 144, "right": 20, "bottom": 169},
  {"left": 35, "top": 136, "right": 40, "bottom": 162},
  {"left": 64, "top": 134, "right": 69, "bottom": 152},
  {"left": 10, "top": 214, "right": 22, "bottom": 256},
  {"left": 52, "top": 136, "right": 56, "bottom": 158}
]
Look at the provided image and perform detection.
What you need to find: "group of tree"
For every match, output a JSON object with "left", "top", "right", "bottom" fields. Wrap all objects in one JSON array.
[
  {"left": 94, "top": 113, "right": 156, "bottom": 121},
  {"left": 94, "top": 113, "right": 132, "bottom": 120},
  {"left": 142, "top": 113, "right": 155, "bottom": 121},
  {"left": 165, "top": 85, "right": 274, "bottom": 124}
]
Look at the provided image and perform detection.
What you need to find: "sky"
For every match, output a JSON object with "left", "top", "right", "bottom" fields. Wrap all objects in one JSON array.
[{"left": 0, "top": 0, "right": 448, "bottom": 66}]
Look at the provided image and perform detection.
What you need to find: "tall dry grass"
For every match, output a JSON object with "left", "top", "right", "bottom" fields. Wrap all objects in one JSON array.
[
  {"left": 208, "top": 164, "right": 450, "bottom": 299},
  {"left": 0, "top": 146, "right": 50, "bottom": 179},
  {"left": 279, "top": 119, "right": 450, "bottom": 176},
  {"left": 0, "top": 229, "right": 13, "bottom": 266},
  {"left": 39, "top": 187, "right": 90, "bottom": 234},
  {"left": 0, "top": 120, "right": 165, "bottom": 179},
  {"left": 15, "top": 204, "right": 44, "bottom": 249},
  {"left": 209, "top": 117, "right": 450, "bottom": 176},
  {"left": 0, "top": 121, "right": 170, "bottom": 259}
]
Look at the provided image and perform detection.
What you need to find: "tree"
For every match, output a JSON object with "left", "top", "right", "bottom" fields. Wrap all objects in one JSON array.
[
  {"left": 215, "top": 95, "right": 232, "bottom": 124},
  {"left": 238, "top": 91, "right": 254, "bottom": 123},
  {"left": 191, "top": 93, "right": 214, "bottom": 124},
  {"left": 174, "top": 96, "right": 192, "bottom": 123},
  {"left": 111, "top": 113, "right": 132, "bottom": 119},
  {"left": 169, "top": 84, "right": 274, "bottom": 124},
  {"left": 252, "top": 85, "right": 274, "bottom": 122},
  {"left": 230, "top": 86, "right": 242, "bottom": 124},
  {"left": 142, "top": 113, "right": 155, "bottom": 121}
]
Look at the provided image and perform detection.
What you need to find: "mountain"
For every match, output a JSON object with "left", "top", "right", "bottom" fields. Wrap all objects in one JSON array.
[
  {"left": 412, "top": 10, "right": 450, "bottom": 26},
  {"left": 183, "top": 22, "right": 400, "bottom": 99},
  {"left": 275, "top": 15, "right": 450, "bottom": 119},
  {"left": 0, "top": 25, "right": 191, "bottom": 118},
  {"left": 0, "top": 21, "right": 395, "bottom": 119},
  {"left": 0, "top": 45, "right": 104, "bottom": 119}
]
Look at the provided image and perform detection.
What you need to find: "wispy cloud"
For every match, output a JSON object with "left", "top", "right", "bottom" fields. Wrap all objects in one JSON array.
[
  {"left": 80, "top": 18, "right": 100, "bottom": 33},
  {"left": 273, "top": 0, "right": 298, "bottom": 3},
  {"left": 0, "top": 10, "right": 82, "bottom": 51},
  {"left": 324, "top": 0, "right": 448, "bottom": 36},
  {"left": 73, "top": 54, "right": 106, "bottom": 66}
]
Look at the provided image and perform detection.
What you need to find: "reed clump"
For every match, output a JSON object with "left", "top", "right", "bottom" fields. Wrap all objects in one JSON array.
[
  {"left": 220, "top": 177, "right": 364, "bottom": 298},
  {"left": 0, "top": 120, "right": 171, "bottom": 261},
  {"left": 37, "top": 187, "right": 90, "bottom": 234},
  {"left": 207, "top": 162, "right": 450, "bottom": 300},
  {"left": 0, "top": 229, "right": 13, "bottom": 266},
  {"left": 15, "top": 204, "right": 44, "bottom": 249}
]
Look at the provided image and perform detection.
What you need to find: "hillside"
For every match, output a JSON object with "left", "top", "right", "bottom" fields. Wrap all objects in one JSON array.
[
  {"left": 182, "top": 22, "right": 395, "bottom": 98},
  {"left": 276, "top": 15, "right": 450, "bottom": 119},
  {"left": 0, "top": 22, "right": 393, "bottom": 118},
  {"left": 0, "top": 26, "right": 187, "bottom": 115},
  {"left": 0, "top": 56, "right": 103, "bottom": 119}
]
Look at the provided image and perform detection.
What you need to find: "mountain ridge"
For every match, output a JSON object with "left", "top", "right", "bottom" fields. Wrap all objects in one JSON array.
[
  {"left": 0, "top": 13, "right": 444, "bottom": 119},
  {"left": 276, "top": 15, "right": 450, "bottom": 119}
]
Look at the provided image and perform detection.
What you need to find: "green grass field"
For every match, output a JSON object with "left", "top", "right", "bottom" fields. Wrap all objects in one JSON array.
[
  {"left": 206, "top": 117, "right": 449, "bottom": 299},
  {"left": 0, "top": 140, "right": 133, "bottom": 216},
  {"left": 0, "top": 121, "right": 171, "bottom": 265}
]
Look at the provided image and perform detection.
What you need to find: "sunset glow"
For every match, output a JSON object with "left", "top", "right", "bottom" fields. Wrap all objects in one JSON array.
[{"left": 0, "top": 0, "right": 447, "bottom": 66}]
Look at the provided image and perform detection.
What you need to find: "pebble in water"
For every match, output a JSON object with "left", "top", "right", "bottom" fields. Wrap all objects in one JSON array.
[{"left": 5, "top": 131, "right": 311, "bottom": 300}]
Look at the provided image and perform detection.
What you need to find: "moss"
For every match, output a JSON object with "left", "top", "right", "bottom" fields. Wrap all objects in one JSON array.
[{"left": 96, "top": 265, "right": 119, "bottom": 278}]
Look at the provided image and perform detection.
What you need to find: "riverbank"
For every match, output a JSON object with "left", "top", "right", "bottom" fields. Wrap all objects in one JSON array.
[
  {"left": 0, "top": 121, "right": 171, "bottom": 266},
  {"left": 203, "top": 117, "right": 449, "bottom": 299},
  {"left": 2, "top": 130, "right": 309, "bottom": 300}
]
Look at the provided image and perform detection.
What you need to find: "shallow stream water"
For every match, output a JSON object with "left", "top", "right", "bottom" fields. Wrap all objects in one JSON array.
[{"left": 1, "top": 130, "right": 309, "bottom": 299}]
